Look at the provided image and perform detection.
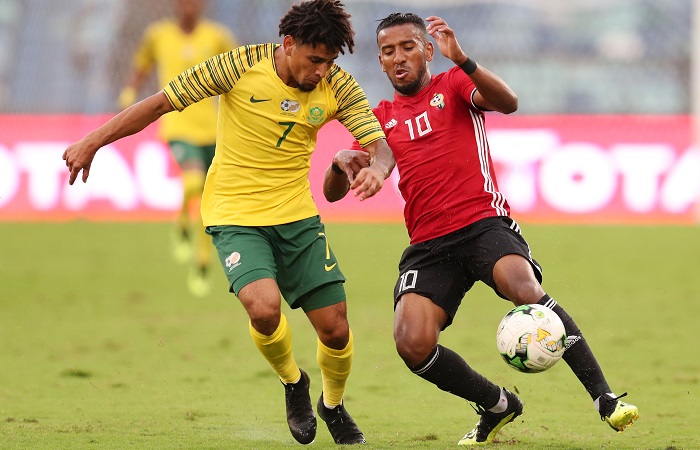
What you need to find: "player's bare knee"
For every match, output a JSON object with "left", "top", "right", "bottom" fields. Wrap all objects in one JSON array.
[
  {"left": 509, "top": 280, "right": 545, "bottom": 305},
  {"left": 395, "top": 333, "right": 434, "bottom": 366},
  {"left": 248, "top": 305, "right": 282, "bottom": 335},
  {"left": 317, "top": 322, "right": 350, "bottom": 350},
  {"left": 250, "top": 318, "right": 280, "bottom": 336}
]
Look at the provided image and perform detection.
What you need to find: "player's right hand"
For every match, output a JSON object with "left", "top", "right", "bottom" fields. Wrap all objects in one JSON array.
[
  {"left": 62, "top": 140, "right": 96, "bottom": 185},
  {"left": 351, "top": 164, "right": 385, "bottom": 201},
  {"left": 425, "top": 16, "right": 467, "bottom": 64}
]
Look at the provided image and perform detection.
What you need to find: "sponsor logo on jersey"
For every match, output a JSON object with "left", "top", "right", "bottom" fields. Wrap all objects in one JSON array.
[
  {"left": 225, "top": 251, "right": 242, "bottom": 272},
  {"left": 430, "top": 93, "right": 445, "bottom": 109},
  {"left": 280, "top": 99, "right": 301, "bottom": 113},
  {"left": 250, "top": 95, "right": 271, "bottom": 103},
  {"left": 385, "top": 118, "right": 397, "bottom": 129}
]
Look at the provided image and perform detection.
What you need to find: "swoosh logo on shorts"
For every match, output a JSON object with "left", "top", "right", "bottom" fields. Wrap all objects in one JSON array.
[
  {"left": 318, "top": 232, "right": 336, "bottom": 272},
  {"left": 250, "top": 95, "right": 271, "bottom": 103}
]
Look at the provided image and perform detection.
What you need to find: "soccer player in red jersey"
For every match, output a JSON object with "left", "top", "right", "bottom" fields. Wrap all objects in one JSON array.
[{"left": 324, "top": 13, "right": 638, "bottom": 445}]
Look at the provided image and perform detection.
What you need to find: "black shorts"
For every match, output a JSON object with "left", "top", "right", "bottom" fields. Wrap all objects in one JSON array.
[{"left": 393, "top": 216, "right": 543, "bottom": 329}]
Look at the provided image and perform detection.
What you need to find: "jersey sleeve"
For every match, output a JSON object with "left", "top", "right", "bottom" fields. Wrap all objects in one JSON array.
[
  {"left": 349, "top": 105, "right": 383, "bottom": 151},
  {"left": 132, "top": 23, "right": 158, "bottom": 72},
  {"left": 448, "top": 66, "right": 481, "bottom": 112},
  {"left": 329, "top": 66, "right": 385, "bottom": 148},
  {"left": 163, "top": 44, "right": 269, "bottom": 111}
]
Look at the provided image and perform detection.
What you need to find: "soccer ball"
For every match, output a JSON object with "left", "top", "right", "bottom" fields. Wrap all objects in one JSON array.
[{"left": 496, "top": 304, "right": 566, "bottom": 373}]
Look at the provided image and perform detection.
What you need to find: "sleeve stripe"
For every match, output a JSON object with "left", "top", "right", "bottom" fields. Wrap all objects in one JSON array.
[
  {"left": 328, "top": 65, "right": 385, "bottom": 146},
  {"left": 163, "top": 44, "right": 272, "bottom": 110}
]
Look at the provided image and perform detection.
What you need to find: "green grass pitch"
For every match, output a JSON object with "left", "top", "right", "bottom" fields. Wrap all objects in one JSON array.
[{"left": 0, "top": 222, "right": 697, "bottom": 449}]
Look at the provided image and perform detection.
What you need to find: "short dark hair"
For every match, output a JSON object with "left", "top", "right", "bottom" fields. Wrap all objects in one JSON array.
[
  {"left": 279, "top": 0, "right": 355, "bottom": 54},
  {"left": 376, "top": 12, "right": 426, "bottom": 41}
]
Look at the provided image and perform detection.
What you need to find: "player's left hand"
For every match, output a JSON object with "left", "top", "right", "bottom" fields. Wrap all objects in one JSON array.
[
  {"left": 333, "top": 149, "right": 371, "bottom": 183},
  {"left": 351, "top": 165, "right": 385, "bottom": 201},
  {"left": 62, "top": 140, "right": 97, "bottom": 185},
  {"left": 425, "top": 16, "right": 467, "bottom": 64}
]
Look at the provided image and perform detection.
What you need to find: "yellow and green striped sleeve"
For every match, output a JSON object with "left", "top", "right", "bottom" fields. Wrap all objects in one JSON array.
[
  {"left": 330, "top": 66, "right": 385, "bottom": 147},
  {"left": 163, "top": 43, "right": 275, "bottom": 111}
]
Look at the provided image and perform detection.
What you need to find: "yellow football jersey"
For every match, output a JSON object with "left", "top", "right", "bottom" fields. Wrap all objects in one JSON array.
[
  {"left": 163, "top": 44, "right": 385, "bottom": 226},
  {"left": 133, "top": 18, "right": 236, "bottom": 144}
]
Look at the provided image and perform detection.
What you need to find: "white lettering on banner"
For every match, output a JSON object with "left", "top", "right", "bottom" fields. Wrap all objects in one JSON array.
[
  {"left": 539, "top": 143, "right": 617, "bottom": 213},
  {"left": 0, "top": 144, "right": 20, "bottom": 208},
  {"left": 0, "top": 140, "right": 182, "bottom": 216},
  {"left": 1, "top": 127, "right": 699, "bottom": 221},
  {"left": 63, "top": 145, "right": 139, "bottom": 210},
  {"left": 16, "top": 142, "right": 70, "bottom": 210},
  {"left": 489, "top": 130, "right": 558, "bottom": 211},
  {"left": 612, "top": 144, "right": 674, "bottom": 213},
  {"left": 661, "top": 146, "right": 700, "bottom": 213},
  {"left": 490, "top": 130, "right": 700, "bottom": 215},
  {"left": 134, "top": 142, "right": 182, "bottom": 209}
]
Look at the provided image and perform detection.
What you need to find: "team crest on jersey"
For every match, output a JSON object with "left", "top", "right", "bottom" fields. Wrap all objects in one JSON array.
[
  {"left": 430, "top": 93, "right": 445, "bottom": 110},
  {"left": 225, "top": 252, "right": 241, "bottom": 272},
  {"left": 385, "top": 118, "right": 397, "bottom": 129},
  {"left": 306, "top": 106, "right": 325, "bottom": 124},
  {"left": 280, "top": 99, "right": 301, "bottom": 113}
]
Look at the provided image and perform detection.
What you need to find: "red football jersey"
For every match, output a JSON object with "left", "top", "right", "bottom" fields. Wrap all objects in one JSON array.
[{"left": 366, "top": 66, "right": 510, "bottom": 244}]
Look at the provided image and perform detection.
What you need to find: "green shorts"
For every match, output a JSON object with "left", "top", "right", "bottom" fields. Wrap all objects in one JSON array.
[
  {"left": 168, "top": 141, "right": 216, "bottom": 171},
  {"left": 207, "top": 216, "right": 346, "bottom": 311}
]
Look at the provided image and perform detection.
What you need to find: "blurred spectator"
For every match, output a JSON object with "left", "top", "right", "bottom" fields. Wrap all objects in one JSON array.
[
  {"left": 0, "top": 0, "right": 22, "bottom": 107},
  {"left": 118, "top": 0, "right": 237, "bottom": 297}
]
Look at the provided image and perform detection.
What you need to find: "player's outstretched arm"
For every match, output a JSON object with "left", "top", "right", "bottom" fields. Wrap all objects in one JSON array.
[
  {"left": 426, "top": 15, "right": 517, "bottom": 114},
  {"left": 63, "top": 91, "right": 175, "bottom": 185}
]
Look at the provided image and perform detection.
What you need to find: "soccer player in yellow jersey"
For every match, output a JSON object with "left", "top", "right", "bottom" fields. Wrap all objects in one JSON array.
[
  {"left": 118, "top": 0, "right": 237, "bottom": 297},
  {"left": 63, "top": 0, "right": 394, "bottom": 445}
]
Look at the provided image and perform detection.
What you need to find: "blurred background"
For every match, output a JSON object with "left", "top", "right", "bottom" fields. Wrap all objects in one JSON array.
[
  {"left": 0, "top": 0, "right": 693, "bottom": 114},
  {"left": 0, "top": 0, "right": 699, "bottom": 223}
]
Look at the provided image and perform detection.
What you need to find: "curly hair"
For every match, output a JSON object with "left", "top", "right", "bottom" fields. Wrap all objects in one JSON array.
[
  {"left": 376, "top": 12, "right": 427, "bottom": 41},
  {"left": 278, "top": 0, "right": 355, "bottom": 54}
]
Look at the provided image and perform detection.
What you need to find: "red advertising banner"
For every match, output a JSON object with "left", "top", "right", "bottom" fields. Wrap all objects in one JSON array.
[{"left": 1, "top": 115, "right": 698, "bottom": 223}]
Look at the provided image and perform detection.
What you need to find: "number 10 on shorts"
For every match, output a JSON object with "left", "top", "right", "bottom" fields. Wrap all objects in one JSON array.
[{"left": 398, "top": 270, "right": 418, "bottom": 292}]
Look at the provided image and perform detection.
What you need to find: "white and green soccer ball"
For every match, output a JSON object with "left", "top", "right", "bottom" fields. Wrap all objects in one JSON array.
[{"left": 496, "top": 304, "right": 566, "bottom": 373}]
